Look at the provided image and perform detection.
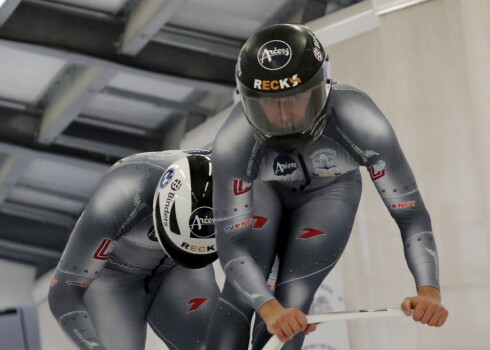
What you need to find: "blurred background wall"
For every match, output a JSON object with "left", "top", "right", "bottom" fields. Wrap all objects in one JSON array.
[{"left": 310, "top": 0, "right": 489, "bottom": 348}]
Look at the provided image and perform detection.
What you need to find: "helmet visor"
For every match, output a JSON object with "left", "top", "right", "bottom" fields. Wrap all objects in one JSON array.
[{"left": 241, "top": 83, "right": 330, "bottom": 136}]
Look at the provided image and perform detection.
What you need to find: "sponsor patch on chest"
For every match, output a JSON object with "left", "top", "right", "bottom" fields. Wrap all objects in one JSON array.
[{"left": 273, "top": 155, "right": 298, "bottom": 176}]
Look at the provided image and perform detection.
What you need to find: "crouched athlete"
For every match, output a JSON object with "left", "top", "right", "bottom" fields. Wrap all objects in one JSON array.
[{"left": 49, "top": 150, "right": 219, "bottom": 350}]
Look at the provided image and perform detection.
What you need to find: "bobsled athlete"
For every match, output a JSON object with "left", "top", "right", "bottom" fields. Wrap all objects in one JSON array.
[
  {"left": 208, "top": 24, "right": 448, "bottom": 350},
  {"left": 49, "top": 150, "right": 220, "bottom": 350}
]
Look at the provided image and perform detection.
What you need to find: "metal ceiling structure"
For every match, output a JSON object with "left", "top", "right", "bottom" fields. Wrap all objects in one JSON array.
[{"left": 0, "top": 0, "right": 362, "bottom": 277}]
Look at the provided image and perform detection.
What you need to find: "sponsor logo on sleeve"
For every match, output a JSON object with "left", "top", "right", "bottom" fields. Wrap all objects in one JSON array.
[
  {"left": 92, "top": 239, "right": 113, "bottom": 260},
  {"left": 117, "top": 195, "right": 148, "bottom": 236},
  {"left": 233, "top": 179, "right": 252, "bottom": 195},
  {"left": 335, "top": 126, "right": 380, "bottom": 163},
  {"left": 223, "top": 216, "right": 268, "bottom": 233},
  {"left": 73, "top": 329, "right": 100, "bottom": 349},
  {"left": 388, "top": 200, "right": 416, "bottom": 209},
  {"left": 257, "top": 40, "right": 292, "bottom": 70},
  {"left": 303, "top": 343, "right": 337, "bottom": 349},
  {"left": 65, "top": 281, "right": 92, "bottom": 288},
  {"left": 273, "top": 155, "right": 298, "bottom": 176},
  {"left": 187, "top": 298, "right": 208, "bottom": 312},
  {"left": 50, "top": 278, "right": 58, "bottom": 286},
  {"left": 224, "top": 218, "right": 253, "bottom": 232},
  {"left": 368, "top": 160, "right": 386, "bottom": 180}
]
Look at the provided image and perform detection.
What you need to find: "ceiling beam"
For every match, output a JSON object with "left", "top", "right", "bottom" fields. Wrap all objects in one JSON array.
[
  {"left": 54, "top": 135, "right": 141, "bottom": 159},
  {"left": 307, "top": 0, "right": 380, "bottom": 48},
  {"left": 38, "top": 66, "right": 116, "bottom": 144},
  {"left": 262, "top": 0, "right": 308, "bottom": 26},
  {"left": 0, "top": 141, "right": 108, "bottom": 173},
  {"left": 103, "top": 86, "right": 213, "bottom": 115},
  {"left": 0, "top": 238, "right": 61, "bottom": 260},
  {"left": 153, "top": 26, "right": 241, "bottom": 60},
  {"left": 0, "top": 212, "right": 70, "bottom": 248},
  {"left": 161, "top": 116, "right": 187, "bottom": 150},
  {"left": 119, "top": 0, "right": 185, "bottom": 55},
  {"left": 0, "top": 154, "right": 30, "bottom": 205},
  {"left": 0, "top": 202, "right": 76, "bottom": 227},
  {"left": 15, "top": 183, "right": 88, "bottom": 203},
  {"left": 76, "top": 115, "right": 156, "bottom": 137},
  {"left": 303, "top": 0, "right": 328, "bottom": 22},
  {"left": 0, "top": 0, "right": 236, "bottom": 88},
  {"left": 372, "top": 0, "right": 428, "bottom": 15},
  {"left": 0, "top": 37, "right": 233, "bottom": 95},
  {"left": 0, "top": 238, "right": 61, "bottom": 278},
  {"left": 180, "top": 103, "right": 236, "bottom": 149},
  {"left": 0, "top": 106, "right": 160, "bottom": 164},
  {"left": 0, "top": 0, "right": 21, "bottom": 27}
]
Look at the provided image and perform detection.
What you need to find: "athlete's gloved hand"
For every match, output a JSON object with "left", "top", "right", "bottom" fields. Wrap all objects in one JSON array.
[
  {"left": 401, "top": 285, "right": 448, "bottom": 327},
  {"left": 258, "top": 299, "right": 316, "bottom": 343}
]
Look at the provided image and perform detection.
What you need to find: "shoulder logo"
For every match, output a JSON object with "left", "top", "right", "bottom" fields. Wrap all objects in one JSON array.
[
  {"left": 368, "top": 160, "right": 386, "bottom": 180},
  {"left": 233, "top": 179, "right": 252, "bottom": 195},
  {"left": 93, "top": 239, "right": 113, "bottom": 260}
]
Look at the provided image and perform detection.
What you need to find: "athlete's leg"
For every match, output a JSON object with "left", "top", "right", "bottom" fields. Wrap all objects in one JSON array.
[
  {"left": 252, "top": 171, "right": 363, "bottom": 350},
  {"left": 207, "top": 181, "right": 282, "bottom": 350},
  {"left": 146, "top": 264, "right": 219, "bottom": 350},
  {"left": 83, "top": 269, "right": 151, "bottom": 350}
]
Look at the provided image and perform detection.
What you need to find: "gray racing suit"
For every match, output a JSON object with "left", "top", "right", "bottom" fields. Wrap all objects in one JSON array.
[
  {"left": 48, "top": 150, "right": 219, "bottom": 350},
  {"left": 208, "top": 83, "right": 439, "bottom": 350}
]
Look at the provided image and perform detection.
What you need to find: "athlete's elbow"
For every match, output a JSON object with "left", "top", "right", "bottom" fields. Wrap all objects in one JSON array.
[
  {"left": 47, "top": 279, "right": 65, "bottom": 320},
  {"left": 47, "top": 288, "right": 59, "bottom": 318}
]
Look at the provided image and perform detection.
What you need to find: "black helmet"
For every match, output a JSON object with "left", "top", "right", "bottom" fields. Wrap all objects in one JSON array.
[
  {"left": 236, "top": 24, "right": 332, "bottom": 154},
  {"left": 153, "top": 155, "right": 217, "bottom": 269}
]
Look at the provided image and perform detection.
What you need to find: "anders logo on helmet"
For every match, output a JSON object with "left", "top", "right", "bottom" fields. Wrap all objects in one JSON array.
[
  {"left": 189, "top": 206, "right": 215, "bottom": 239},
  {"left": 257, "top": 40, "right": 292, "bottom": 70}
]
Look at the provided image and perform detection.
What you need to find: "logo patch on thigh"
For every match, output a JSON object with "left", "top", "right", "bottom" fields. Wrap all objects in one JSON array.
[{"left": 298, "top": 228, "right": 325, "bottom": 239}]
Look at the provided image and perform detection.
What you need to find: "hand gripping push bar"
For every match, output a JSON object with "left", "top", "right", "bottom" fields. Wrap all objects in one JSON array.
[{"left": 262, "top": 308, "right": 406, "bottom": 350}]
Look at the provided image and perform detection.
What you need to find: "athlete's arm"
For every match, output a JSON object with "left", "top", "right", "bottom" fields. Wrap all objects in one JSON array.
[
  {"left": 212, "top": 105, "right": 275, "bottom": 312},
  {"left": 48, "top": 168, "right": 128, "bottom": 349},
  {"left": 334, "top": 86, "right": 448, "bottom": 326}
]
